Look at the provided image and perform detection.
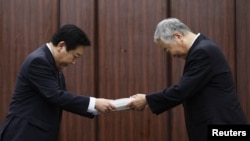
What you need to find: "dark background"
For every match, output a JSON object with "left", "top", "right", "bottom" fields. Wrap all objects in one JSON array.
[{"left": 0, "top": 0, "right": 249, "bottom": 141}]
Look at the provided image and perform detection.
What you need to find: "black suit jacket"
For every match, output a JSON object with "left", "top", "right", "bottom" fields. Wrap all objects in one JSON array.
[
  {"left": 0, "top": 45, "right": 94, "bottom": 141},
  {"left": 146, "top": 34, "right": 247, "bottom": 141}
]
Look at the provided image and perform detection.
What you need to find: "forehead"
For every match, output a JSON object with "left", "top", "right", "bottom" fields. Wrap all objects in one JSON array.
[
  {"left": 68, "top": 46, "right": 84, "bottom": 55},
  {"left": 157, "top": 39, "right": 172, "bottom": 47}
]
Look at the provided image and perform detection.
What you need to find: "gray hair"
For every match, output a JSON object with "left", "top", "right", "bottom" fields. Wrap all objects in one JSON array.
[{"left": 154, "top": 18, "right": 191, "bottom": 43}]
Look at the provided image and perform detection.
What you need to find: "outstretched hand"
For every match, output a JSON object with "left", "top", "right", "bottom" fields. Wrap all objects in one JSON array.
[
  {"left": 95, "top": 98, "right": 115, "bottom": 114},
  {"left": 127, "top": 94, "right": 148, "bottom": 111}
]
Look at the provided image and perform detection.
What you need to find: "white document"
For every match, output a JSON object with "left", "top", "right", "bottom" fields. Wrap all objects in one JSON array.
[{"left": 112, "top": 98, "right": 134, "bottom": 111}]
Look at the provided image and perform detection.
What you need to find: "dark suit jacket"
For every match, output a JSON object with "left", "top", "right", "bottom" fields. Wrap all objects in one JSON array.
[
  {"left": 0, "top": 45, "right": 94, "bottom": 141},
  {"left": 146, "top": 34, "right": 247, "bottom": 141}
]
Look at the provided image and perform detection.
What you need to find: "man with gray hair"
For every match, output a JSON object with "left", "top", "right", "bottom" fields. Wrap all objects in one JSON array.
[{"left": 128, "top": 18, "right": 247, "bottom": 141}]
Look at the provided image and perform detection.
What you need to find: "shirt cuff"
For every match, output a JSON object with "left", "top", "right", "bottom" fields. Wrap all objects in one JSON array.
[{"left": 87, "top": 97, "right": 99, "bottom": 115}]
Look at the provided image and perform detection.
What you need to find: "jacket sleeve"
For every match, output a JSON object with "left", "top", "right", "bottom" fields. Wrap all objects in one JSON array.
[
  {"left": 27, "top": 57, "right": 94, "bottom": 118},
  {"left": 146, "top": 48, "right": 214, "bottom": 115}
]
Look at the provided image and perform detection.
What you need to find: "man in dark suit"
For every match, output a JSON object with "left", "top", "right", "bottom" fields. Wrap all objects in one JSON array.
[
  {"left": 128, "top": 18, "right": 247, "bottom": 141},
  {"left": 0, "top": 24, "right": 115, "bottom": 141}
]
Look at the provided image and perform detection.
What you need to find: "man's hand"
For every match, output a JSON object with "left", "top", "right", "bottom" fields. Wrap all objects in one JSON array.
[
  {"left": 95, "top": 98, "right": 115, "bottom": 114},
  {"left": 128, "top": 94, "right": 147, "bottom": 111}
]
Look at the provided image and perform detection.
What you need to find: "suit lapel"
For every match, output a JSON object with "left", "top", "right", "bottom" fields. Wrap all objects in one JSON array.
[{"left": 41, "top": 45, "right": 64, "bottom": 121}]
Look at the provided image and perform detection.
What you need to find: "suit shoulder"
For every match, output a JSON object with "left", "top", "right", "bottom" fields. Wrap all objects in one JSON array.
[
  {"left": 191, "top": 40, "right": 224, "bottom": 59},
  {"left": 20, "top": 47, "right": 51, "bottom": 72},
  {"left": 198, "top": 39, "right": 221, "bottom": 51},
  {"left": 25, "top": 47, "right": 49, "bottom": 64}
]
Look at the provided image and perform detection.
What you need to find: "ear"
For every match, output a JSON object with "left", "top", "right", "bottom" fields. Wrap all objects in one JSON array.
[
  {"left": 173, "top": 32, "right": 183, "bottom": 40},
  {"left": 56, "top": 41, "right": 66, "bottom": 52}
]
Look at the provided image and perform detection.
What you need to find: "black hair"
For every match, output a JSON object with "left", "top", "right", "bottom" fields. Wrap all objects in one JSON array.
[{"left": 51, "top": 24, "right": 91, "bottom": 51}]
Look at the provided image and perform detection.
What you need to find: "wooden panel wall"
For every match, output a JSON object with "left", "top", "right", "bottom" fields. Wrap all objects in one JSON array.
[
  {"left": 0, "top": 0, "right": 59, "bottom": 125},
  {"left": 0, "top": 0, "right": 250, "bottom": 141},
  {"left": 59, "top": 0, "right": 96, "bottom": 141},
  {"left": 97, "top": 0, "right": 169, "bottom": 141},
  {"left": 236, "top": 0, "right": 250, "bottom": 123}
]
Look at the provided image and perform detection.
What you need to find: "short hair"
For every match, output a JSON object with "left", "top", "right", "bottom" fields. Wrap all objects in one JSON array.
[
  {"left": 51, "top": 24, "right": 91, "bottom": 51},
  {"left": 154, "top": 18, "right": 191, "bottom": 43}
]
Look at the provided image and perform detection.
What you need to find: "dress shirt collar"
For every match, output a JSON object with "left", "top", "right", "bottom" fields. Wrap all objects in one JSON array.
[{"left": 190, "top": 33, "right": 201, "bottom": 47}]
